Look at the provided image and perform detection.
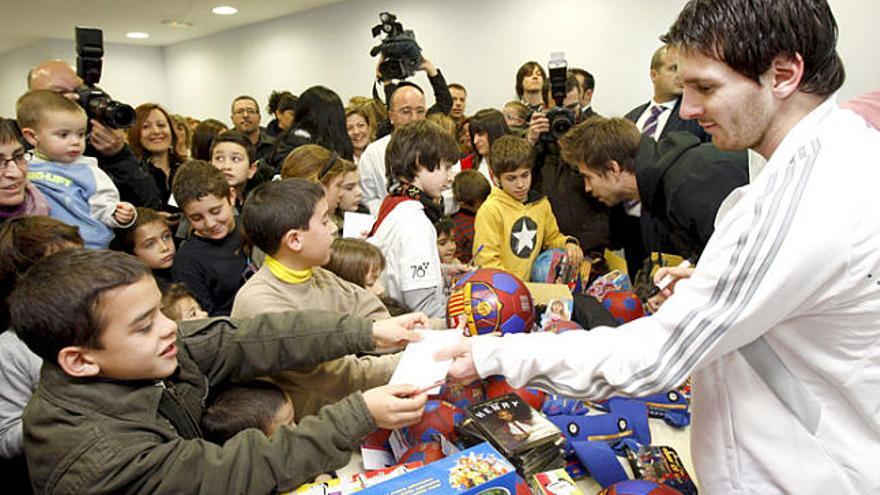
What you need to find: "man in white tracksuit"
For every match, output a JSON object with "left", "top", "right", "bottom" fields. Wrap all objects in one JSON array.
[{"left": 437, "top": 0, "right": 880, "bottom": 493}]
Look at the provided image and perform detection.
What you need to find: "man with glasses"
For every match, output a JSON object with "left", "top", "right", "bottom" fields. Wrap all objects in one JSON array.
[
  {"left": 359, "top": 83, "right": 428, "bottom": 215},
  {"left": 230, "top": 96, "right": 275, "bottom": 163}
]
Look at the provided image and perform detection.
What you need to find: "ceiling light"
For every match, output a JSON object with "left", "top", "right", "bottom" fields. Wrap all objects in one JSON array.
[
  {"left": 211, "top": 6, "right": 239, "bottom": 15},
  {"left": 162, "top": 20, "right": 194, "bottom": 28},
  {"left": 126, "top": 32, "right": 150, "bottom": 39}
]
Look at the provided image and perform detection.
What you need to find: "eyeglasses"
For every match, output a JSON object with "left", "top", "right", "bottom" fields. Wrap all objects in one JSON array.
[
  {"left": 0, "top": 150, "right": 32, "bottom": 172},
  {"left": 233, "top": 108, "right": 259, "bottom": 116}
]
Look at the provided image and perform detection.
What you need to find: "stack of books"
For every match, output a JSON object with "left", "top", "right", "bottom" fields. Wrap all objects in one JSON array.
[{"left": 458, "top": 393, "right": 566, "bottom": 479}]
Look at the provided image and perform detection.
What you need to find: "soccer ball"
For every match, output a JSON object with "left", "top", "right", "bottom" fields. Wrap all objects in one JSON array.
[
  {"left": 602, "top": 290, "right": 645, "bottom": 323},
  {"left": 437, "top": 378, "right": 487, "bottom": 411},
  {"left": 484, "top": 375, "right": 547, "bottom": 410},
  {"left": 597, "top": 479, "right": 683, "bottom": 495},
  {"left": 447, "top": 268, "right": 536, "bottom": 336},
  {"left": 400, "top": 400, "right": 464, "bottom": 445},
  {"left": 398, "top": 441, "right": 445, "bottom": 464},
  {"left": 543, "top": 319, "right": 584, "bottom": 334}
]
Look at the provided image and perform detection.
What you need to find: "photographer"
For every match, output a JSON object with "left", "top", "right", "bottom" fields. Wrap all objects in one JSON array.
[
  {"left": 27, "top": 60, "right": 164, "bottom": 210},
  {"left": 528, "top": 72, "right": 609, "bottom": 253},
  {"left": 373, "top": 54, "right": 453, "bottom": 139}
]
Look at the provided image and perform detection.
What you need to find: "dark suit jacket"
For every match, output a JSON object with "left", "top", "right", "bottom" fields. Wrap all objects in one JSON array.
[{"left": 624, "top": 97, "right": 710, "bottom": 142}]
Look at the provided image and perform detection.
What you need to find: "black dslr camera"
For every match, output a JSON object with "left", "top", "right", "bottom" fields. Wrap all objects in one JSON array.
[
  {"left": 369, "top": 12, "right": 423, "bottom": 82},
  {"left": 541, "top": 52, "right": 576, "bottom": 143},
  {"left": 74, "top": 27, "right": 135, "bottom": 129}
]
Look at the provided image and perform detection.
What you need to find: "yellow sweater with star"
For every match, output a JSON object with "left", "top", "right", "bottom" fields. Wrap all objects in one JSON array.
[{"left": 473, "top": 187, "right": 571, "bottom": 281}]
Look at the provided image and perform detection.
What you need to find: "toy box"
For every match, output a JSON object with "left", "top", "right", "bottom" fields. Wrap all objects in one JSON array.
[{"left": 359, "top": 442, "right": 518, "bottom": 494}]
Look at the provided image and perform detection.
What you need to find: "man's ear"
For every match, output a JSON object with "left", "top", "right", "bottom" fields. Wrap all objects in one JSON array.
[
  {"left": 608, "top": 160, "right": 623, "bottom": 176},
  {"left": 281, "top": 228, "right": 303, "bottom": 253},
  {"left": 768, "top": 53, "right": 804, "bottom": 99},
  {"left": 57, "top": 346, "right": 101, "bottom": 378},
  {"left": 20, "top": 127, "right": 38, "bottom": 147},
  {"left": 649, "top": 69, "right": 658, "bottom": 83}
]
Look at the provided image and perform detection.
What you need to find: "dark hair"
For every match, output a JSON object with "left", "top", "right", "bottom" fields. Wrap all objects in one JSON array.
[
  {"left": 386, "top": 120, "right": 459, "bottom": 185},
  {"left": 569, "top": 68, "right": 595, "bottom": 92},
  {"left": 231, "top": 95, "right": 260, "bottom": 114},
  {"left": 160, "top": 282, "right": 197, "bottom": 320},
  {"left": 210, "top": 130, "right": 255, "bottom": 164},
  {"left": 172, "top": 160, "right": 230, "bottom": 209},
  {"left": 559, "top": 117, "right": 641, "bottom": 174},
  {"left": 113, "top": 207, "right": 167, "bottom": 254},
  {"left": 267, "top": 90, "right": 297, "bottom": 114},
  {"left": 448, "top": 83, "right": 467, "bottom": 94},
  {"left": 515, "top": 61, "right": 547, "bottom": 98},
  {"left": 128, "top": 104, "right": 187, "bottom": 164},
  {"left": 434, "top": 216, "right": 454, "bottom": 237},
  {"left": 10, "top": 249, "right": 151, "bottom": 362},
  {"left": 662, "top": 0, "right": 845, "bottom": 96},
  {"left": 191, "top": 119, "right": 229, "bottom": 161},
  {"left": 469, "top": 109, "right": 511, "bottom": 159},
  {"left": 489, "top": 135, "right": 534, "bottom": 177},
  {"left": 324, "top": 238, "right": 386, "bottom": 288},
  {"left": 288, "top": 86, "right": 354, "bottom": 159},
  {"left": 380, "top": 295, "right": 412, "bottom": 317},
  {"left": 241, "top": 178, "right": 325, "bottom": 255},
  {"left": 0, "top": 118, "right": 23, "bottom": 145},
  {"left": 452, "top": 169, "right": 491, "bottom": 207},
  {"left": 0, "top": 216, "right": 83, "bottom": 329},
  {"left": 202, "top": 380, "right": 289, "bottom": 443}
]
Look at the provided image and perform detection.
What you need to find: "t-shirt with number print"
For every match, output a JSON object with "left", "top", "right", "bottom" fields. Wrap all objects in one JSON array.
[{"left": 369, "top": 200, "right": 445, "bottom": 317}]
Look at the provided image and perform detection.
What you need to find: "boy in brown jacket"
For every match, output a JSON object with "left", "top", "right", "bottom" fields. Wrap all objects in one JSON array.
[{"left": 12, "top": 249, "right": 427, "bottom": 494}]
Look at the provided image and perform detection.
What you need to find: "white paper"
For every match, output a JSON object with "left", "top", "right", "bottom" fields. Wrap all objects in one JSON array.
[
  {"left": 388, "top": 329, "right": 462, "bottom": 394},
  {"left": 342, "top": 211, "right": 376, "bottom": 239}
]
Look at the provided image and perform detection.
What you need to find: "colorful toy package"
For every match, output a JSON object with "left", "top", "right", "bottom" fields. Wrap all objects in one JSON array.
[{"left": 359, "top": 442, "right": 518, "bottom": 494}]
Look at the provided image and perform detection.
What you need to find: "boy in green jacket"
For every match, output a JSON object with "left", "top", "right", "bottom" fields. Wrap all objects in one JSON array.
[{"left": 11, "top": 249, "right": 427, "bottom": 494}]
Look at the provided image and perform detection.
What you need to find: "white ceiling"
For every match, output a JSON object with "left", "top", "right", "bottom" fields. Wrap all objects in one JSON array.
[{"left": 0, "top": 0, "right": 347, "bottom": 53}]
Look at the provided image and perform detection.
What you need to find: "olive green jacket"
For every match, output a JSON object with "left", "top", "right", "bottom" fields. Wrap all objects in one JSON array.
[{"left": 24, "top": 310, "right": 378, "bottom": 495}]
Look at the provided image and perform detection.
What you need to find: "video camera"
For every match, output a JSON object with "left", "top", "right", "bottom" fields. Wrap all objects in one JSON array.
[
  {"left": 369, "top": 12, "right": 423, "bottom": 82},
  {"left": 540, "top": 52, "right": 576, "bottom": 143},
  {"left": 74, "top": 27, "right": 135, "bottom": 129}
]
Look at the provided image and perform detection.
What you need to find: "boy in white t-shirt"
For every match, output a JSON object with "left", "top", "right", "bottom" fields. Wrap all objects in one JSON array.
[{"left": 368, "top": 120, "right": 460, "bottom": 317}]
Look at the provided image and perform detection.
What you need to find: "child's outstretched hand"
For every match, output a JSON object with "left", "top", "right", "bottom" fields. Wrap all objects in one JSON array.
[
  {"left": 372, "top": 312, "right": 428, "bottom": 351},
  {"left": 565, "top": 242, "right": 584, "bottom": 272},
  {"left": 363, "top": 384, "right": 428, "bottom": 430},
  {"left": 434, "top": 338, "right": 480, "bottom": 382},
  {"left": 114, "top": 202, "right": 136, "bottom": 225}
]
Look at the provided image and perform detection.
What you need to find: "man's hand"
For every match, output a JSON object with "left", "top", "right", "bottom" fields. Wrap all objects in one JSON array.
[
  {"left": 363, "top": 384, "right": 428, "bottom": 430},
  {"left": 372, "top": 312, "right": 428, "bottom": 351},
  {"left": 434, "top": 338, "right": 479, "bottom": 382},
  {"left": 565, "top": 243, "right": 584, "bottom": 273},
  {"left": 114, "top": 202, "right": 136, "bottom": 224},
  {"left": 652, "top": 265, "right": 695, "bottom": 299},
  {"left": 89, "top": 119, "right": 126, "bottom": 157},
  {"left": 418, "top": 56, "right": 438, "bottom": 78},
  {"left": 527, "top": 112, "right": 549, "bottom": 145}
]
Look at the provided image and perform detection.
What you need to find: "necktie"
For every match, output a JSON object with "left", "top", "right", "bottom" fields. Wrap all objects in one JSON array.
[{"left": 642, "top": 105, "right": 667, "bottom": 138}]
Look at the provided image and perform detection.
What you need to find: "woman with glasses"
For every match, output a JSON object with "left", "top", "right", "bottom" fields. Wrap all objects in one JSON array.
[{"left": 0, "top": 119, "right": 48, "bottom": 223}]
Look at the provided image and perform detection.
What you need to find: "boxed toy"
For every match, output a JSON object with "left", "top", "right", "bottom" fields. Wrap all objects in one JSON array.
[{"left": 359, "top": 442, "right": 517, "bottom": 494}]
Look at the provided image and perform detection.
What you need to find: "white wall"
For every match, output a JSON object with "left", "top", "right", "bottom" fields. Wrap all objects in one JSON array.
[
  {"left": 1, "top": 0, "right": 878, "bottom": 121},
  {"left": 0, "top": 38, "right": 168, "bottom": 118}
]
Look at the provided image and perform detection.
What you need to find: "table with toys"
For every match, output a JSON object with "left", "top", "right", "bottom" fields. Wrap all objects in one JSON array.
[{"left": 292, "top": 252, "right": 698, "bottom": 495}]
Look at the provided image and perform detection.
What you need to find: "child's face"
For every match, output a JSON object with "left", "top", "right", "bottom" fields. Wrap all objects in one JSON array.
[
  {"left": 85, "top": 276, "right": 179, "bottom": 380},
  {"left": 183, "top": 193, "right": 236, "bottom": 240},
  {"left": 169, "top": 296, "right": 207, "bottom": 321},
  {"left": 266, "top": 394, "right": 296, "bottom": 436},
  {"left": 437, "top": 231, "right": 457, "bottom": 264},
  {"left": 364, "top": 265, "right": 385, "bottom": 298},
  {"left": 322, "top": 174, "right": 345, "bottom": 211},
  {"left": 551, "top": 301, "right": 564, "bottom": 313},
  {"left": 298, "top": 197, "right": 337, "bottom": 266},
  {"left": 473, "top": 131, "right": 490, "bottom": 157},
  {"left": 26, "top": 111, "right": 87, "bottom": 163},
  {"left": 497, "top": 166, "right": 532, "bottom": 203},
  {"left": 133, "top": 221, "right": 176, "bottom": 270},
  {"left": 140, "top": 109, "right": 173, "bottom": 155},
  {"left": 211, "top": 142, "right": 256, "bottom": 190},
  {"left": 412, "top": 160, "right": 454, "bottom": 200},
  {"left": 336, "top": 171, "right": 362, "bottom": 212}
]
